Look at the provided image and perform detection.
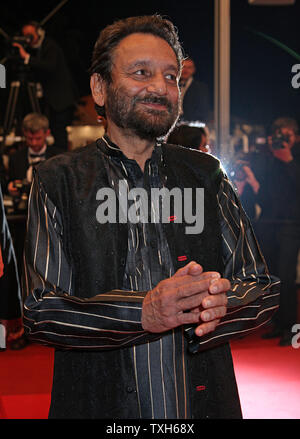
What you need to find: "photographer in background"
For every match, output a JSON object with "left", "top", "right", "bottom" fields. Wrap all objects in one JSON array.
[
  {"left": 12, "top": 21, "right": 77, "bottom": 150},
  {"left": 7, "top": 113, "right": 61, "bottom": 315},
  {"left": 230, "top": 155, "right": 260, "bottom": 224},
  {"left": 8, "top": 112, "right": 62, "bottom": 195},
  {"left": 255, "top": 117, "right": 300, "bottom": 346}
]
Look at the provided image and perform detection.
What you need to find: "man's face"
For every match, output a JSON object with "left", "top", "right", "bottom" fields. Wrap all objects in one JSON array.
[
  {"left": 269, "top": 126, "right": 296, "bottom": 152},
  {"left": 278, "top": 127, "right": 296, "bottom": 149},
  {"left": 22, "top": 25, "right": 39, "bottom": 47},
  {"left": 24, "top": 129, "right": 49, "bottom": 152},
  {"left": 93, "top": 33, "right": 180, "bottom": 141}
]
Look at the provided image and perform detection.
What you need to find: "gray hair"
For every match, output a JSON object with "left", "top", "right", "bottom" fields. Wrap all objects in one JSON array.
[{"left": 22, "top": 113, "right": 49, "bottom": 133}]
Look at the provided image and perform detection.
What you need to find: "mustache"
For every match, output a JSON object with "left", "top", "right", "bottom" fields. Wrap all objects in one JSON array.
[{"left": 134, "top": 95, "right": 173, "bottom": 111}]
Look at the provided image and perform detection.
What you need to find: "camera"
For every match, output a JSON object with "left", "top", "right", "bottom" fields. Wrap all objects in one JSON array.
[
  {"left": 11, "top": 35, "right": 33, "bottom": 47},
  {"left": 8, "top": 34, "right": 33, "bottom": 58},
  {"left": 12, "top": 179, "right": 31, "bottom": 212},
  {"left": 229, "top": 159, "right": 249, "bottom": 181},
  {"left": 271, "top": 131, "right": 290, "bottom": 150},
  {"left": 13, "top": 179, "right": 31, "bottom": 195}
]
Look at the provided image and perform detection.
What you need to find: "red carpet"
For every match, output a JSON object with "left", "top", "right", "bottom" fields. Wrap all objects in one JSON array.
[
  {"left": 231, "top": 330, "right": 300, "bottom": 419},
  {"left": 0, "top": 343, "right": 52, "bottom": 419},
  {"left": 0, "top": 329, "right": 300, "bottom": 419}
]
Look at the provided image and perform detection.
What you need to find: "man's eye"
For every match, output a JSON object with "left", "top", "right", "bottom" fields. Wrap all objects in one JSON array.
[
  {"left": 165, "top": 73, "right": 177, "bottom": 81},
  {"left": 135, "top": 70, "right": 147, "bottom": 76}
]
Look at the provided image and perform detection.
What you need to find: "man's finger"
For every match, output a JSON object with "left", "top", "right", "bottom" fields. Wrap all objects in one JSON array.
[
  {"left": 199, "top": 271, "right": 221, "bottom": 281},
  {"left": 173, "top": 261, "right": 203, "bottom": 278},
  {"left": 175, "top": 310, "right": 202, "bottom": 327},
  {"left": 208, "top": 278, "right": 231, "bottom": 295},
  {"left": 202, "top": 291, "right": 228, "bottom": 309},
  {"left": 175, "top": 277, "right": 217, "bottom": 300},
  {"left": 169, "top": 271, "right": 221, "bottom": 293},
  {"left": 194, "top": 319, "right": 221, "bottom": 337},
  {"left": 175, "top": 290, "right": 210, "bottom": 313},
  {"left": 200, "top": 305, "right": 227, "bottom": 323}
]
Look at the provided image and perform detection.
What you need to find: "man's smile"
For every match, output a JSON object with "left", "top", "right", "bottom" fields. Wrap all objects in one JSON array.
[
  {"left": 140, "top": 101, "right": 168, "bottom": 111},
  {"left": 135, "top": 96, "right": 171, "bottom": 113}
]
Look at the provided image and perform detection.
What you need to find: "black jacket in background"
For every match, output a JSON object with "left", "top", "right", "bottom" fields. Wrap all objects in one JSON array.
[
  {"left": 28, "top": 36, "right": 77, "bottom": 112},
  {"left": 181, "top": 78, "right": 210, "bottom": 123},
  {"left": 8, "top": 144, "right": 63, "bottom": 182},
  {"left": 255, "top": 143, "right": 300, "bottom": 223}
]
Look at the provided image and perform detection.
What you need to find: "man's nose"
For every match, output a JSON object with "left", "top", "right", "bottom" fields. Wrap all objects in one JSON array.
[
  {"left": 30, "top": 138, "right": 39, "bottom": 146},
  {"left": 146, "top": 73, "right": 167, "bottom": 95}
]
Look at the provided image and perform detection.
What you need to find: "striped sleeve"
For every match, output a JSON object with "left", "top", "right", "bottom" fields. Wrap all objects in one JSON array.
[
  {"left": 185, "top": 174, "right": 280, "bottom": 354},
  {"left": 23, "top": 175, "right": 158, "bottom": 350},
  {"left": 0, "top": 185, "right": 22, "bottom": 319}
]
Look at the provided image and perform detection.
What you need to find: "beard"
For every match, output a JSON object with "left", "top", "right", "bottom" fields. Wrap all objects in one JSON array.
[{"left": 105, "top": 83, "right": 180, "bottom": 141}]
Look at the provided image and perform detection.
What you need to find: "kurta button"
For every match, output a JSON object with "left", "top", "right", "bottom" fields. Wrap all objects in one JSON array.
[{"left": 126, "top": 386, "right": 135, "bottom": 393}]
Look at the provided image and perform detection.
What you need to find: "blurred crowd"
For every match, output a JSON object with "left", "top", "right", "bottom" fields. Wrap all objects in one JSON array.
[
  {"left": 168, "top": 115, "right": 300, "bottom": 346},
  {"left": 228, "top": 117, "right": 300, "bottom": 346}
]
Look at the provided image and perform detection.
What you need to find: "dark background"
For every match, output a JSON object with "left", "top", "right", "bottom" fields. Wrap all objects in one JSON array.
[{"left": 1, "top": 0, "right": 299, "bottom": 131}]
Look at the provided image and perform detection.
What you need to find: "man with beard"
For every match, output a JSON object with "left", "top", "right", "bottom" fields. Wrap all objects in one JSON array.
[{"left": 23, "top": 15, "right": 279, "bottom": 419}]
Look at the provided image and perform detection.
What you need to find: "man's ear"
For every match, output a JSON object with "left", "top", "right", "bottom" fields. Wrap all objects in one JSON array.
[{"left": 90, "top": 73, "right": 106, "bottom": 107}]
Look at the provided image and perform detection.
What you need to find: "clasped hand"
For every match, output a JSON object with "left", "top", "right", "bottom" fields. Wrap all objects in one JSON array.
[{"left": 142, "top": 261, "right": 229, "bottom": 337}]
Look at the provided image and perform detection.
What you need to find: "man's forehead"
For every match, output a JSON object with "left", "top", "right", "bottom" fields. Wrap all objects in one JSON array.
[
  {"left": 113, "top": 33, "right": 178, "bottom": 65},
  {"left": 24, "top": 130, "right": 46, "bottom": 136},
  {"left": 22, "top": 25, "right": 36, "bottom": 33}
]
